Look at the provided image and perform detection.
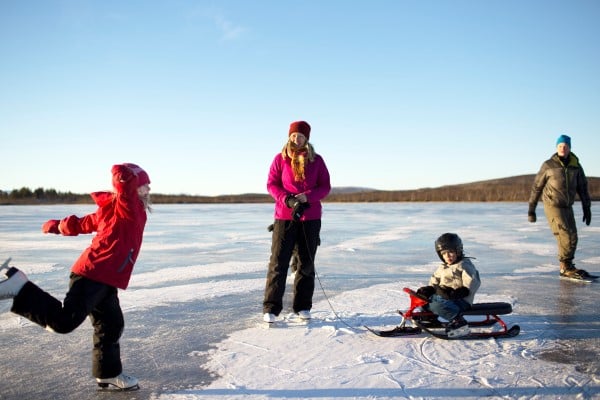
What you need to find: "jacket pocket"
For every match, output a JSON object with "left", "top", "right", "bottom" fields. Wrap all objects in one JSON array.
[{"left": 117, "top": 249, "right": 134, "bottom": 273}]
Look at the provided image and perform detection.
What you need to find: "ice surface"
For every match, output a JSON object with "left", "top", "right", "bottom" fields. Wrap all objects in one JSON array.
[{"left": 0, "top": 203, "right": 598, "bottom": 399}]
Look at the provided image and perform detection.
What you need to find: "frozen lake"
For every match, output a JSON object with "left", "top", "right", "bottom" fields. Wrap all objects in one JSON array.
[{"left": 0, "top": 203, "right": 598, "bottom": 399}]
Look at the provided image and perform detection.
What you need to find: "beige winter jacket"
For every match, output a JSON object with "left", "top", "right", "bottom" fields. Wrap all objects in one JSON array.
[{"left": 429, "top": 258, "right": 481, "bottom": 305}]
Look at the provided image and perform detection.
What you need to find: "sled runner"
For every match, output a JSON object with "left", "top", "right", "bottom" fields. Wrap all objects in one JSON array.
[{"left": 365, "top": 287, "right": 520, "bottom": 340}]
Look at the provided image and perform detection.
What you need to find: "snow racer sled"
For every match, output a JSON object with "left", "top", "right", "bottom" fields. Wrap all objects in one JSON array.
[{"left": 365, "top": 287, "right": 520, "bottom": 340}]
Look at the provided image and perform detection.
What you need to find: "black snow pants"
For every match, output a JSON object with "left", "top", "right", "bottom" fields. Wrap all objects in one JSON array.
[
  {"left": 11, "top": 273, "right": 124, "bottom": 379},
  {"left": 263, "top": 219, "right": 321, "bottom": 315}
]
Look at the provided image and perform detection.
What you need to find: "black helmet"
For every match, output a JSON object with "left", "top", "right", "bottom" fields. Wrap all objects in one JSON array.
[{"left": 435, "top": 233, "right": 463, "bottom": 262}]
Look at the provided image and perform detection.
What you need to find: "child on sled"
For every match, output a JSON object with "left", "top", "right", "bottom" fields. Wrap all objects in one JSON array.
[{"left": 416, "top": 233, "right": 481, "bottom": 338}]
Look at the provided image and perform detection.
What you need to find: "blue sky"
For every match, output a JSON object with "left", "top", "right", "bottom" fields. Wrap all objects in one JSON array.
[{"left": 1, "top": 1, "right": 599, "bottom": 196}]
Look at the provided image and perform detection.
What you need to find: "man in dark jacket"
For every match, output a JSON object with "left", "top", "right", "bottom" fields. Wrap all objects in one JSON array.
[{"left": 528, "top": 134, "right": 592, "bottom": 279}]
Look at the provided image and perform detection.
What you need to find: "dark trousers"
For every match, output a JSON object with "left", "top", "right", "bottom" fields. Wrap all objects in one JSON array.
[
  {"left": 11, "top": 274, "right": 124, "bottom": 379},
  {"left": 427, "top": 294, "right": 471, "bottom": 321},
  {"left": 263, "top": 219, "right": 321, "bottom": 315}
]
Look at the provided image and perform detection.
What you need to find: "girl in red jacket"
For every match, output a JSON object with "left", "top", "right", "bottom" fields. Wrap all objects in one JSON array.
[{"left": 0, "top": 163, "right": 150, "bottom": 391}]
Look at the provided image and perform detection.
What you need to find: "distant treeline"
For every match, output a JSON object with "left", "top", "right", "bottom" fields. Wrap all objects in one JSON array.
[{"left": 1, "top": 175, "right": 599, "bottom": 205}]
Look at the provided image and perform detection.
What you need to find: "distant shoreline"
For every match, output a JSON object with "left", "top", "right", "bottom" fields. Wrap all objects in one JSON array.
[{"left": 2, "top": 174, "right": 598, "bottom": 205}]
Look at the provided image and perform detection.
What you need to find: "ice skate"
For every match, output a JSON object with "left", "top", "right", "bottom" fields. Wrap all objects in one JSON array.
[
  {"left": 560, "top": 263, "right": 596, "bottom": 282},
  {"left": 0, "top": 260, "right": 28, "bottom": 300},
  {"left": 96, "top": 373, "right": 139, "bottom": 391},
  {"left": 263, "top": 313, "right": 276, "bottom": 323},
  {"left": 297, "top": 310, "right": 311, "bottom": 320}
]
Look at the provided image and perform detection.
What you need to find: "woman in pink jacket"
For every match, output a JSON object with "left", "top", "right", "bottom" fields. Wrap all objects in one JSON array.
[
  {"left": 263, "top": 121, "right": 331, "bottom": 323},
  {"left": 0, "top": 163, "right": 150, "bottom": 391}
]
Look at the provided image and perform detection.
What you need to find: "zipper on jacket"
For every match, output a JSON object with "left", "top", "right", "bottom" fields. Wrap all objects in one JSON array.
[
  {"left": 558, "top": 156, "right": 572, "bottom": 204},
  {"left": 562, "top": 165, "right": 572, "bottom": 204}
]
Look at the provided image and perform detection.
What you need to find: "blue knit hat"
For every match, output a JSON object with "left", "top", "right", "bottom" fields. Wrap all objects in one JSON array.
[{"left": 556, "top": 134, "right": 571, "bottom": 147}]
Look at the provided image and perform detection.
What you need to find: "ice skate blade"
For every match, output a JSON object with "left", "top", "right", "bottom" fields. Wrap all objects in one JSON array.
[
  {"left": 97, "top": 382, "right": 140, "bottom": 391},
  {"left": 560, "top": 276, "right": 595, "bottom": 283}
]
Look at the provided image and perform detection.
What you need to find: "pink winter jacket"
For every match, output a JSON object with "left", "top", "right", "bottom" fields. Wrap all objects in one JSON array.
[
  {"left": 59, "top": 165, "right": 147, "bottom": 290},
  {"left": 267, "top": 153, "right": 331, "bottom": 221}
]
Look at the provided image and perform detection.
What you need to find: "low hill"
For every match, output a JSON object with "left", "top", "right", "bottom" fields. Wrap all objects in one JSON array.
[
  {"left": 327, "top": 175, "right": 600, "bottom": 202},
  {"left": 153, "top": 175, "right": 598, "bottom": 203},
  {"left": 1, "top": 175, "right": 599, "bottom": 204}
]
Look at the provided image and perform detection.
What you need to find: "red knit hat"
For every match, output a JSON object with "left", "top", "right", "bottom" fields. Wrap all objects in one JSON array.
[
  {"left": 288, "top": 120, "right": 311, "bottom": 141},
  {"left": 123, "top": 163, "right": 150, "bottom": 186}
]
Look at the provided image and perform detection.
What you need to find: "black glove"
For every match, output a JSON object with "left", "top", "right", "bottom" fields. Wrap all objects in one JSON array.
[
  {"left": 434, "top": 285, "right": 452, "bottom": 299},
  {"left": 416, "top": 286, "right": 435, "bottom": 298},
  {"left": 451, "top": 287, "right": 470, "bottom": 299},
  {"left": 291, "top": 201, "right": 309, "bottom": 221},
  {"left": 583, "top": 206, "right": 591, "bottom": 226},
  {"left": 434, "top": 286, "right": 469, "bottom": 300},
  {"left": 285, "top": 194, "right": 297, "bottom": 208},
  {"left": 528, "top": 204, "right": 536, "bottom": 223}
]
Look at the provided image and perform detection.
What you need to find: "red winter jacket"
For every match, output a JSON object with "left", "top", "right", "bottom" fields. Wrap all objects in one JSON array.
[{"left": 58, "top": 165, "right": 147, "bottom": 290}]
